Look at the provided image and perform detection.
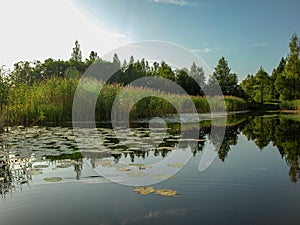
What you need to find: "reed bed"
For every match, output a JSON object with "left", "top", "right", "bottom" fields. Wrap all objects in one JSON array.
[{"left": 2, "top": 78, "right": 248, "bottom": 126}]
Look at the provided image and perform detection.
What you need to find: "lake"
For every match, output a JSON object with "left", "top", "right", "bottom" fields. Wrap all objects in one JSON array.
[{"left": 0, "top": 112, "right": 300, "bottom": 225}]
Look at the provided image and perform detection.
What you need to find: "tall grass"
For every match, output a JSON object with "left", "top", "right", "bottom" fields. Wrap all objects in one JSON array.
[
  {"left": 2, "top": 78, "right": 248, "bottom": 126},
  {"left": 5, "top": 78, "right": 78, "bottom": 126}
]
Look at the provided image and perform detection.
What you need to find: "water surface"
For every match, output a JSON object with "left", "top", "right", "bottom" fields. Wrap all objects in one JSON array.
[{"left": 0, "top": 113, "right": 299, "bottom": 225}]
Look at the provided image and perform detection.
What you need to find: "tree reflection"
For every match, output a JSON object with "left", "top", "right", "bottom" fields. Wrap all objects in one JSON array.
[
  {"left": 273, "top": 118, "right": 300, "bottom": 183},
  {"left": 242, "top": 116, "right": 300, "bottom": 183},
  {"left": 0, "top": 154, "right": 32, "bottom": 199},
  {"left": 242, "top": 116, "right": 276, "bottom": 149},
  {"left": 208, "top": 116, "right": 246, "bottom": 161}
]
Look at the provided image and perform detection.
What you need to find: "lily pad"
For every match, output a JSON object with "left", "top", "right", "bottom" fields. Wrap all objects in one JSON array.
[
  {"left": 167, "top": 163, "right": 185, "bottom": 168},
  {"left": 70, "top": 160, "right": 83, "bottom": 165},
  {"left": 44, "top": 177, "right": 62, "bottom": 182},
  {"left": 129, "top": 163, "right": 145, "bottom": 167},
  {"left": 34, "top": 164, "right": 49, "bottom": 169},
  {"left": 129, "top": 163, "right": 151, "bottom": 170},
  {"left": 156, "top": 189, "right": 179, "bottom": 197},
  {"left": 56, "top": 163, "right": 72, "bottom": 168},
  {"left": 127, "top": 171, "right": 148, "bottom": 177},
  {"left": 28, "top": 169, "right": 43, "bottom": 175},
  {"left": 117, "top": 167, "right": 131, "bottom": 172},
  {"left": 134, "top": 186, "right": 155, "bottom": 195},
  {"left": 158, "top": 147, "right": 175, "bottom": 151},
  {"left": 109, "top": 151, "right": 122, "bottom": 155},
  {"left": 111, "top": 163, "right": 127, "bottom": 168}
]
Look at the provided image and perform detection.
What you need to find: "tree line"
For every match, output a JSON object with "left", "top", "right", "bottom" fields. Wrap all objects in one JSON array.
[
  {"left": 0, "top": 33, "right": 300, "bottom": 112},
  {"left": 241, "top": 34, "right": 300, "bottom": 103}
]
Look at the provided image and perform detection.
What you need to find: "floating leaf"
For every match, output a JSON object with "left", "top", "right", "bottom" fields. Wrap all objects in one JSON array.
[
  {"left": 100, "top": 162, "right": 113, "bottom": 168},
  {"left": 111, "top": 163, "right": 127, "bottom": 168},
  {"left": 134, "top": 186, "right": 155, "bottom": 195},
  {"left": 158, "top": 147, "right": 175, "bottom": 151},
  {"left": 156, "top": 189, "right": 179, "bottom": 197},
  {"left": 44, "top": 177, "right": 62, "bottom": 182},
  {"left": 129, "top": 163, "right": 151, "bottom": 170},
  {"left": 117, "top": 167, "right": 131, "bottom": 172},
  {"left": 56, "top": 163, "right": 72, "bottom": 168},
  {"left": 70, "top": 160, "right": 82, "bottom": 165},
  {"left": 34, "top": 164, "right": 49, "bottom": 169},
  {"left": 28, "top": 169, "right": 43, "bottom": 175},
  {"left": 129, "top": 163, "right": 145, "bottom": 167},
  {"left": 127, "top": 171, "right": 148, "bottom": 177},
  {"left": 167, "top": 163, "right": 185, "bottom": 168},
  {"left": 109, "top": 151, "right": 122, "bottom": 155}
]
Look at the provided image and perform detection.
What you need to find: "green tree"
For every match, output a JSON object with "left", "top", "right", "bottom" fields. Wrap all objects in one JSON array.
[
  {"left": 85, "top": 51, "right": 100, "bottom": 66},
  {"left": 254, "top": 67, "right": 272, "bottom": 103},
  {"left": 43, "top": 58, "right": 69, "bottom": 78},
  {"left": 176, "top": 69, "right": 195, "bottom": 95},
  {"left": 241, "top": 74, "right": 256, "bottom": 102},
  {"left": 275, "top": 34, "right": 300, "bottom": 100},
  {"left": 10, "top": 61, "right": 34, "bottom": 85},
  {"left": 0, "top": 65, "right": 8, "bottom": 112},
  {"left": 271, "top": 57, "right": 286, "bottom": 99},
  {"left": 71, "top": 40, "right": 82, "bottom": 62},
  {"left": 69, "top": 40, "right": 86, "bottom": 74},
  {"left": 151, "top": 62, "right": 159, "bottom": 76},
  {"left": 112, "top": 53, "right": 121, "bottom": 69},
  {"left": 241, "top": 68, "right": 272, "bottom": 103},
  {"left": 158, "top": 61, "right": 175, "bottom": 81},
  {"left": 208, "top": 57, "right": 239, "bottom": 96},
  {"left": 189, "top": 62, "right": 206, "bottom": 96}
]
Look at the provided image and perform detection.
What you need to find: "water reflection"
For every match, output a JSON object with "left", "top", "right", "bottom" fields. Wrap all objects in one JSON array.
[
  {"left": 0, "top": 113, "right": 299, "bottom": 199},
  {"left": 0, "top": 153, "right": 32, "bottom": 199},
  {"left": 242, "top": 115, "right": 300, "bottom": 183}
]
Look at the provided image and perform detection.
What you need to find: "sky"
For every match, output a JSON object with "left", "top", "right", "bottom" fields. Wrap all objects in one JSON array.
[{"left": 1, "top": 0, "right": 300, "bottom": 81}]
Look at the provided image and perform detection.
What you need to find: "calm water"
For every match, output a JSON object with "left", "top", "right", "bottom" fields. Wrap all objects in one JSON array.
[{"left": 0, "top": 113, "right": 300, "bottom": 225}]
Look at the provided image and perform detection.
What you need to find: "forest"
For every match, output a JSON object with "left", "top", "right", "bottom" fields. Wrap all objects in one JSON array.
[{"left": 0, "top": 34, "right": 299, "bottom": 127}]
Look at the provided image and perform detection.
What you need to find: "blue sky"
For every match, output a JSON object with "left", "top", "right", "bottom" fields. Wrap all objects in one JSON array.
[
  {"left": 1, "top": 0, "right": 299, "bottom": 82},
  {"left": 77, "top": 0, "right": 300, "bottom": 80}
]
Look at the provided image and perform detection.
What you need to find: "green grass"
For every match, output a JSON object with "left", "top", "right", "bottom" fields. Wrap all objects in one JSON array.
[{"left": 2, "top": 77, "right": 248, "bottom": 126}]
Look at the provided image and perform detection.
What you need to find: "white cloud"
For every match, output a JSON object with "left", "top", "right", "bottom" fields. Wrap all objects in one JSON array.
[
  {"left": 0, "top": 0, "right": 131, "bottom": 68},
  {"left": 191, "top": 47, "right": 220, "bottom": 53},
  {"left": 252, "top": 43, "right": 270, "bottom": 47},
  {"left": 149, "top": 0, "right": 196, "bottom": 6}
]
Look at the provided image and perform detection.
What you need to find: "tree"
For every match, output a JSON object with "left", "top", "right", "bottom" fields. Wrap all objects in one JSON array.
[
  {"left": 254, "top": 67, "right": 271, "bottom": 103},
  {"left": 241, "top": 68, "right": 272, "bottom": 103},
  {"left": 43, "top": 58, "right": 69, "bottom": 78},
  {"left": 69, "top": 40, "right": 86, "bottom": 74},
  {"left": 151, "top": 62, "right": 159, "bottom": 76},
  {"left": 275, "top": 33, "right": 300, "bottom": 100},
  {"left": 112, "top": 53, "right": 121, "bottom": 69},
  {"left": 208, "top": 57, "right": 239, "bottom": 96},
  {"left": 86, "top": 51, "right": 100, "bottom": 66},
  {"left": 0, "top": 65, "right": 8, "bottom": 112},
  {"left": 157, "top": 61, "right": 175, "bottom": 81},
  {"left": 176, "top": 69, "right": 195, "bottom": 95},
  {"left": 10, "top": 61, "right": 34, "bottom": 85},
  {"left": 71, "top": 40, "right": 82, "bottom": 62},
  {"left": 241, "top": 74, "right": 256, "bottom": 102},
  {"left": 189, "top": 62, "right": 206, "bottom": 96},
  {"left": 271, "top": 57, "right": 286, "bottom": 99}
]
